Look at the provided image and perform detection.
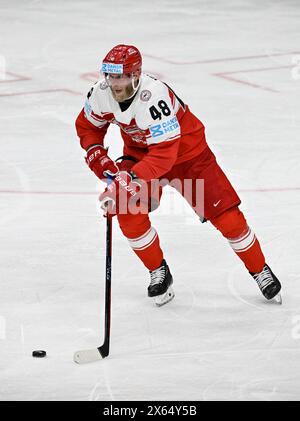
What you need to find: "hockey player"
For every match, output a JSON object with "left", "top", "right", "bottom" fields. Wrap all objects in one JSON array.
[{"left": 75, "top": 44, "right": 282, "bottom": 306}]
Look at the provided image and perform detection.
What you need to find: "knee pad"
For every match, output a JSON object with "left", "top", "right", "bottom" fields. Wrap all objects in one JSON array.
[{"left": 210, "top": 206, "right": 247, "bottom": 239}]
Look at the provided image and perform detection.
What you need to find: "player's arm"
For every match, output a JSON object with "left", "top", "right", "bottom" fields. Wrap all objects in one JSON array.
[
  {"left": 132, "top": 94, "right": 181, "bottom": 181},
  {"left": 132, "top": 140, "right": 180, "bottom": 181},
  {"left": 75, "top": 86, "right": 118, "bottom": 178},
  {"left": 75, "top": 108, "right": 109, "bottom": 150}
]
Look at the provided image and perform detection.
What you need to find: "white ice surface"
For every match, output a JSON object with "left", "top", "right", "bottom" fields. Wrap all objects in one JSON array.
[{"left": 1, "top": 0, "right": 300, "bottom": 401}]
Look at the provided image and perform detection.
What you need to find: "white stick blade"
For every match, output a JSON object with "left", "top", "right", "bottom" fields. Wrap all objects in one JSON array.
[{"left": 73, "top": 348, "right": 102, "bottom": 364}]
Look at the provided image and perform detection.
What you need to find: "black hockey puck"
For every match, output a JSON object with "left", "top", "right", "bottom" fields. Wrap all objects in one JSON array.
[{"left": 32, "top": 350, "right": 46, "bottom": 358}]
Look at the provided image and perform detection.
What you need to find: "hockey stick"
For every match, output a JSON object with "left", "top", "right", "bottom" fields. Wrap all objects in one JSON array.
[{"left": 73, "top": 214, "right": 113, "bottom": 364}]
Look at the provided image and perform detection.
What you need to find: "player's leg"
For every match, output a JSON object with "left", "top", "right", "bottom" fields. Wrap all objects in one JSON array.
[
  {"left": 210, "top": 207, "right": 281, "bottom": 300},
  {"left": 115, "top": 157, "right": 174, "bottom": 305},
  {"left": 115, "top": 156, "right": 164, "bottom": 271},
  {"left": 211, "top": 207, "right": 264, "bottom": 272},
  {"left": 117, "top": 212, "right": 163, "bottom": 271},
  {"left": 166, "top": 147, "right": 281, "bottom": 301},
  {"left": 117, "top": 212, "right": 174, "bottom": 305},
  {"left": 198, "top": 154, "right": 282, "bottom": 301}
]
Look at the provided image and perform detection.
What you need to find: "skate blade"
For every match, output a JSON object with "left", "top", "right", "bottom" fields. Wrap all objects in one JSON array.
[
  {"left": 272, "top": 293, "right": 282, "bottom": 305},
  {"left": 154, "top": 286, "right": 175, "bottom": 307}
]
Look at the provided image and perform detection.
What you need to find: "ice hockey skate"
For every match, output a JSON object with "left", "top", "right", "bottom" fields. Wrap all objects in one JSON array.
[
  {"left": 250, "top": 264, "right": 282, "bottom": 304},
  {"left": 148, "top": 259, "right": 175, "bottom": 306}
]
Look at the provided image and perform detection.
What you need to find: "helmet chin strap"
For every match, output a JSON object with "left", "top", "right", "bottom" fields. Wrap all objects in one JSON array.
[{"left": 125, "top": 76, "right": 141, "bottom": 100}]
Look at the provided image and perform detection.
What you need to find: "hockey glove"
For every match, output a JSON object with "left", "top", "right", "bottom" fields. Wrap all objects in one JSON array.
[
  {"left": 99, "top": 171, "right": 144, "bottom": 216},
  {"left": 86, "top": 144, "right": 119, "bottom": 179}
]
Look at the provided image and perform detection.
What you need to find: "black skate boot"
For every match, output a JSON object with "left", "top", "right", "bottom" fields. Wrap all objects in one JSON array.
[
  {"left": 250, "top": 264, "right": 282, "bottom": 303},
  {"left": 148, "top": 259, "right": 175, "bottom": 306}
]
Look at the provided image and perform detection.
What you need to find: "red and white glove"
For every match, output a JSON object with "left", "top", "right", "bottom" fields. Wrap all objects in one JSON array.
[
  {"left": 85, "top": 144, "right": 119, "bottom": 179},
  {"left": 99, "top": 171, "right": 143, "bottom": 216}
]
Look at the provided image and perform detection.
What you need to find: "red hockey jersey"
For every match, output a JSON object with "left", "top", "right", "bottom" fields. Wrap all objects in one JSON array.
[{"left": 75, "top": 74, "right": 207, "bottom": 181}]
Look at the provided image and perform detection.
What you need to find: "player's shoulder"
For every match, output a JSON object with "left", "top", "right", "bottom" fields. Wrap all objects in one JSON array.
[
  {"left": 90, "top": 78, "right": 110, "bottom": 95},
  {"left": 135, "top": 75, "right": 176, "bottom": 130},
  {"left": 138, "top": 74, "right": 169, "bottom": 102},
  {"left": 85, "top": 78, "right": 110, "bottom": 110}
]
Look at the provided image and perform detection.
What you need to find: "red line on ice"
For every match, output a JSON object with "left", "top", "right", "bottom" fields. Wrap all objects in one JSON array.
[
  {"left": 0, "top": 71, "right": 31, "bottom": 83},
  {"left": 144, "top": 51, "right": 300, "bottom": 65},
  {"left": 212, "top": 64, "right": 294, "bottom": 93},
  {"left": 0, "top": 88, "right": 82, "bottom": 97}
]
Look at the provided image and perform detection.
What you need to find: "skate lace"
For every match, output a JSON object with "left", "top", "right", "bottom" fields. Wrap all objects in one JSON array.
[
  {"left": 150, "top": 266, "right": 166, "bottom": 286},
  {"left": 253, "top": 266, "right": 274, "bottom": 290}
]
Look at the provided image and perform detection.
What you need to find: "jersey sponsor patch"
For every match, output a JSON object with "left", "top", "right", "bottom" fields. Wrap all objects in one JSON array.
[
  {"left": 140, "top": 90, "right": 151, "bottom": 102},
  {"left": 149, "top": 116, "right": 179, "bottom": 138}
]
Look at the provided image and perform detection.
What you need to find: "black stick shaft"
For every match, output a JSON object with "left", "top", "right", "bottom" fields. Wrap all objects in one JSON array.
[
  {"left": 99, "top": 215, "right": 112, "bottom": 358},
  {"left": 105, "top": 215, "right": 112, "bottom": 350}
]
